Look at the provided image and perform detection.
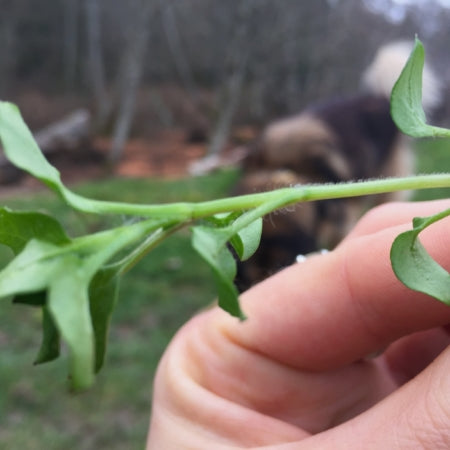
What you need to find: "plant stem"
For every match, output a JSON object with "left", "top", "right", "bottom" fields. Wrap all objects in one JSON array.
[
  {"left": 192, "top": 174, "right": 450, "bottom": 218},
  {"left": 66, "top": 173, "right": 450, "bottom": 219},
  {"left": 113, "top": 222, "right": 187, "bottom": 275}
]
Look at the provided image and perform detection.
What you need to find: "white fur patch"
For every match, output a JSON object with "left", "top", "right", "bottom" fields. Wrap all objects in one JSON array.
[{"left": 362, "top": 41, "right": 442, "bottom": 111}]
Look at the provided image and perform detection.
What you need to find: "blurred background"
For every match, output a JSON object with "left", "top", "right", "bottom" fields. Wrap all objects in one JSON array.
[{"left": 1, "top": 0, "right": 450, "bottom": 448}]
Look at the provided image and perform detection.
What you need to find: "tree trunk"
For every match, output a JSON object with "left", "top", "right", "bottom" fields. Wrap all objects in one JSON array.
[
  {"left": 0, "top": 8, "right": 17, "bottom": 96},
  {"left": 84, "top": 0, "right": 110, "bottom": 127},
  {"left": 34, "top": 109, "right": 91, "bottom": 153},
  {"left": 63, "top": 0, "right": 79, "bottom": 89},
  {"left": 108, "top": 0, "right": 154, "bottom": 164},
  {"left": 206, "top": 0, "right": 256, "bottom": 157},
  {"left": 206, "top": 59, "right": 246, "bottom": 156},
  {"left": 158, "top": 0, "right": 197, "bottom": 102}
]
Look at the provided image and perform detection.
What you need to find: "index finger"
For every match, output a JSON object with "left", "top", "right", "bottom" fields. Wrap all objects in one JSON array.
[{"left": 216, "top": 200, "right": 450, "bottom": 371}]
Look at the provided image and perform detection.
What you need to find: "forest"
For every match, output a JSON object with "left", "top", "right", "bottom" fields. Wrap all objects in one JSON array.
[{"left": 2, "top": 0, "right": 450, "bottom": 167}]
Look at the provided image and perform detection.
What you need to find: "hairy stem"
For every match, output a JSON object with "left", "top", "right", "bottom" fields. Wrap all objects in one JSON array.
[
  {"left": 114, "top": 221, "right": 188, "bottom": 275},
  {"left": 66, "top": 173, "right": 450, "bottom": 219}
]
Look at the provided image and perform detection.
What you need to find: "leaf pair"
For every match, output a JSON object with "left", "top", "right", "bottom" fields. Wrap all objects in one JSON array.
[
  {"left": 192, "top": 213, "right": 262, "bottom": 319},
  {"left": 390, "top": 37, "right": 450, "bottom": 304},
  {"left": 192, "top": 195, "right": 295, "bottom": 319}
]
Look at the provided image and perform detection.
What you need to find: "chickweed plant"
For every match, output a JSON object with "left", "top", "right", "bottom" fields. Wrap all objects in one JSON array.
[{"left": 0, "top": 38, "right": 448, "bottom": 390}]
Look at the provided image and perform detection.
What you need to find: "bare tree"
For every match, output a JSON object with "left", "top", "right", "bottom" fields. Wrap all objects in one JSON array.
[
  {"left": 84, "top": 0, "right": 110, "bottom": 127},
  {"left": 157, "top": 0, "right": 197, "bottom": 101},
  {"left": 207, "top": 57, "right": 247, "bottom": 157},
  {"left": 206, "top": 0, "right": 261, "bottom": 157},
  {"left": 4, "top": 0, "right": 447, "bottom": 152},
  {"left": 109, "top": 0, "right": 155, "bottom": 164},
  {"left": 63, "top": 0, "right": 80, "bottom": 89},
  {"left": 0, "top": 0, "right": 20, "bottom": 97}
]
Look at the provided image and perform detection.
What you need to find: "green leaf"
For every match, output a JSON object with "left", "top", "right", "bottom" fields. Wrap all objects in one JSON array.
[
  {"left": 229, "top": 217, "right": 262, "bottom": 261},
  {"left": 0, "top": 239, "right": 65, "bottom": 296},
  {"left": 49, "top": 260, "right": 96, "bottom": 389},
  {"left": 204, "top": 212, "right": 242, "bottom": 227},
  {"left": 191, "top": 213, "right": 264, "bottom": 319},
  {"left": 391, "top": 37, "right": 450, "bottom": 138},
  {"left": 192, "top": 225, "right": 244, "bottom": 319},
  {"left": 192, "top": 197, "right": 293, "bottom": 318},
  {"left": 34, "top": 305, "right": 60, "bottom": 365},
  {"left": 0, "top": 239, "right": 97, "bottom": 390},
  {"left": 203, "top": 213, "right": 263, "bottom": 261},
  {"left": 0, "top": 102, "right": 101, "bottom": 214},
  {"left": 0, "top": 207, "right": 70, "bottom": 254},
  {"left": 89, "top": 268, "right": 120, "bottom": 373},
  {"left": 0, "top": 102, "right": 188, "bottom": 219},
  {"left": 0, "top": 208, "right": 70, "bottom": 306},
  {"left": 0, "top": 103, "right": 62, "bottom": 187},
  {"left": 391, "top": 208, "right": 450, "bottom": 304}
]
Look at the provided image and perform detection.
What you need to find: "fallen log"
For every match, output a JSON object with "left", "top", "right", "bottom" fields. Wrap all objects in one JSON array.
[
  {"left": 188, "top": 146, "right": 248, "bottom": 176},
  {"left": 34, "top": 108, "right": 91, "bottom": 153}
]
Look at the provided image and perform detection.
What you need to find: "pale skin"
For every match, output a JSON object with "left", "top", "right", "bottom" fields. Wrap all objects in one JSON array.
[{"left": 147, "top": 199, "right": 450, "bottom": 449}]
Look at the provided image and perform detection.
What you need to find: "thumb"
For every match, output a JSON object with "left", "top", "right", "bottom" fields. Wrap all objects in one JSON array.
[{"left": 294, "top": 345, "right": 450, "bottom": 449}]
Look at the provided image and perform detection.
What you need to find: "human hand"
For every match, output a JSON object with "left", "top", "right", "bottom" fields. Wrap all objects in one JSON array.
[{"left": 147, "top": 199, "right": 450, "bottom": 449}]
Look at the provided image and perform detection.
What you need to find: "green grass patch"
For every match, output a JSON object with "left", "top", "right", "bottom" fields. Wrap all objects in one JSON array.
[{"left": 413, "top": 137, "right": 450, "bottom": 201}]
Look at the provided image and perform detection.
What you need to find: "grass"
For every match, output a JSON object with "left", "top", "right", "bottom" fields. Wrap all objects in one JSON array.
[
  {"left": 412, "top": 137, "right": 450, "bottom": 200},
  {"left": 0, "top": 169, "right": 240, "bottom": 450},
  {"left": 0, "top": 137, "right": 448, "bottom": 449}
]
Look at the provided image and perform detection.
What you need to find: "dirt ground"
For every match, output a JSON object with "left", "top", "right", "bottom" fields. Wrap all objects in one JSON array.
[
  {"left": 95, "top": 129, "right": 208, "bottom": 178},
  {"left": 0, "top": 129, "right": 214, "bottom": 197}
]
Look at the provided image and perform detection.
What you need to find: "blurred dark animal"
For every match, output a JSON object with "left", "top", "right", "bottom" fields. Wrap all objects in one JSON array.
[{"left": 234, "top": 41, "right": 441, "bottom": 291}]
